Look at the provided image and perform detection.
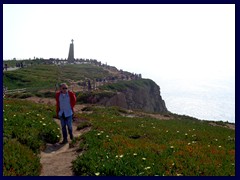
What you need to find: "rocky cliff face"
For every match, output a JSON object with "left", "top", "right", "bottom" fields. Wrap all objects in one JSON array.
[{"left": 97, "top": 79, "right": 168, "bottom": 113}]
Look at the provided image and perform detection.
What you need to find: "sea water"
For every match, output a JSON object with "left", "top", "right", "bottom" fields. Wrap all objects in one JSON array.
[{"left": 157, "top": 77, "right": 235, "bottom": 123}]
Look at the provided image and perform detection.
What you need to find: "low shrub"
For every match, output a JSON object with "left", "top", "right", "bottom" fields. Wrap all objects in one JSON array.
[{"left": 3, "top": 139, "right": 41, "bottom": 176}]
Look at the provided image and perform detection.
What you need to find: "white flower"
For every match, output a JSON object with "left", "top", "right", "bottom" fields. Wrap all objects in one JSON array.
[
  {"left": 13, "top": 114, "right": 16, "bottom": 117},
  {"left": 97, "top": 133, "right": 101, "bottom": 136},
  {"left": 215, "top": 139, "right": 218, "bottom": 141},
  {"left": 170, "top": 146, "right": 174, "bottom": 149},
  {"left": 144, "top": 167, "right": 151, "bottom": 170},
  {"left": 218, "top": 146, "right": 222, "bottom": 148},
  {"left": 153, "top": 127, "right": 156, "bottom": 128},
  {"left": 188, "top": 143, "right": 191, "bottom": 145},
  {"left": 101, "top": 131, "right": 104, "bottom": 133},
  {"left": 166, "top": 130, "right": 168, "bottom": 133},
  {"left": 185, "top": 133, "right": 188, "bottom": 136},
  {"left": 119, "top": 155, "right": 124, "bottom": 158},
  {"left": 57, "top": 135, "right": 60, "bottom": 138},
  {"left": 208, "top": 145, "right": 210, "bottom": 147},
  {"left": 192, "top": 129, "right": 195, "bottom": 131},
  {"left": 42, "top": 117, "right": 45, "bottom": 120},
  {"left": 133, "top": 153, "right": 137, "bottom": 156},
  {"left": 106, "top": 135, "right": 109, "bottom": 138},
  {"left": 95, "top": 172, "right": 100, "bottom": 176},
  {"left": 177, "top": 131, "right": 179, "bottom": 133},
  {"left": 4, "top": 118, "right": 7, "bottom": 121},
  {"left": 43, "top": 123, "right": 46, "bottom": 126},
  {"left": 116, "top": 155, "right": 118, "bottom": 158},
  {"left": 172, "top": 163, "right": 175, "bottom": 166},
  {"left": 142, "top": 158, "right": 146, "bottom": 160}
]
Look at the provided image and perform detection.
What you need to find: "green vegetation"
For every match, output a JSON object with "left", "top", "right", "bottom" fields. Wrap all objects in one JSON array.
[
  {"left": 99, "top": 79, "right": 156, "bottom": 91},
  {"left": 3, "top": 98, "right": 61, "bottom": 176},
  {"left": 72, "top": 106, "right": 235, "bottom": 176},
  {"left": 3, "top": 64, "right": 111, "bottom": 91},
  {"left": 77, "top": 91, "right": 116, "bottom": 104}
]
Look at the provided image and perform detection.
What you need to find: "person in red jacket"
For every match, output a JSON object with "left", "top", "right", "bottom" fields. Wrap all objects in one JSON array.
[{"left": 56, "top": 83, "right": 76, "bottom": 144}]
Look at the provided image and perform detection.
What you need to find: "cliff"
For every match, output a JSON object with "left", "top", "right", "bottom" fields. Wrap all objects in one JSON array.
[{"left": 78, "top": 79, "right": 168, "bottom": 114}]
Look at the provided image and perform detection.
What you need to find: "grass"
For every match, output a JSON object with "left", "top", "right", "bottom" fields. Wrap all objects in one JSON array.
[
  {"left": 99, "top": 79, "right": 156, "bottom": 92},
  {"left": 72, "top": 106, "right": 235, "bottom": 176},
  {"left": 3, "top": 64, "right": 111, "bottom": 91},
  {"left": 3, "top": 98, "right": 61, "bottom": 175}
]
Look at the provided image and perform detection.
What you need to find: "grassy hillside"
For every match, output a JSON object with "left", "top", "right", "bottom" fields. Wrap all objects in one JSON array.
[
  {"left": 72, "top": 106, "right": 235, "bottom": 176},
  {"left": 3, "top": 64, "right": 111, "bottom": 90},
  {"left": 3, "top": 98, "right": 61, "bottom": 175}
]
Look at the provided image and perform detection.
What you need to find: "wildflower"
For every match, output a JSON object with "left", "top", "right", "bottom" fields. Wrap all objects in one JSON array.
[
  {"left": 58, "top": 128, "right": 60, "bottom": 130},
  {"left": 208, "top": 145, "right": 210, "bottom": 147},
  {"left": 166, "top": 130, "right": 168, "bottom": 133},
  {"left": 43, "top": 123, "right": 46, "bottom": 126},
  {"left": 185, "top": 133, "right": 188, "bottom": 136},
  {"left": 192, "top": 134, "right": 196, "bottom": 137},
  {"left": 153, "top": 127, "right": 156, "bottom": 128},
  {"left": 188, "top": 143, "right": 191, "bottom": 145},
  {"left": 37, "top": 114, "right": 40, "bottom": 116},
  {"left": 40, "top": 121, "right": 42, "bottom": 123},
  {"left": 177, "top": 174, "right": 183, "bottom": 176},
  {"left": 189, "top": 129, "right": 191, "bottom": 132},
  {"left": 95, "top": 172, "right": 100, "bottom": 176},
  {"left": 133, "top": 153, "right": 137, "bottom": 156},
  {"left": 192, "top": 141, "right": 196, "bottom": 144},
  {"left": 215, "top": 139, "right": 218, "bottom": 141},
  {"left": 101, "top": 131, "right": 104, "bottom": 133},
  {"left": 13, "top": 114, "right": 16, "bottom": 117},
  {"left": 119, "top": 155, "right": 124, "bottom": 158},
  {"left": 42, "top": 118, "right": 45, "bottom": 120},
  {"left": 142, "top": 158, "right": 146, "bottom": 161},
  {"left": 106, "top": 135, "right": 109, "bottom": 138},
  {"left": 192, "top": 129, "right": 195, "bottom": 131},
  {"left": 4, "top": 118, "right": 7, "bottom": 121},
  {"left": 116, "top": 155, "right": 118, "bottom": 158},
  {"left": 172, "top": 163, "right": 175, "bottom": 166},
  {"left": 144, "top": 167, "right": 151, "bottom": 170},
  {"left": 177, "top": 131, "right": 179, "bottom": 133},
  {"left": 170, "top": 146, "right": 174, "bottom": 149},
  {"left": 97, "top": 133, "right": 101, "bottom": 136},
  {"left": 57, "top": 135, "right": 60, "bottom": 138},
  {"left": 26, "top": 113, "right": 29, "bottom": 115},
  {"left": 218, "top": 146, "right": 222, "bottom": 148}
]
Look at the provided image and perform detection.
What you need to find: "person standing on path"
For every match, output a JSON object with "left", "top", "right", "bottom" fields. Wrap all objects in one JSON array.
[{"left": 56, "top": 83, "right": 76, "bottom": 144}]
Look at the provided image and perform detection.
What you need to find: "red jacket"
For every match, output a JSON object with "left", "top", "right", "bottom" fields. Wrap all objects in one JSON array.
[{"left": 56, "top": 91, "right": 76, "bottom": 118}]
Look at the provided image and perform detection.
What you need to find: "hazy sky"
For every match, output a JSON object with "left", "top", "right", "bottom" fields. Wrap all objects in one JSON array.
[{"left": 3, "top": 4, "right": 235, "bottom": 121}]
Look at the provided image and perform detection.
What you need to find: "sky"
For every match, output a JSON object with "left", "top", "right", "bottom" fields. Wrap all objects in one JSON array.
[{"left": 3, "top": 4, "right": 235, "bottom": 122}]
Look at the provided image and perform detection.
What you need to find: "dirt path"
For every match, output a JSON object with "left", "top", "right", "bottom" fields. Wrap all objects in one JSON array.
[{"left": 40, "top": 118, "right": 91, "bottom": 176}]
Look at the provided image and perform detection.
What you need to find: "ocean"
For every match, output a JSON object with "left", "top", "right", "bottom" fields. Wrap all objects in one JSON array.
[{"left": 157, "top": 77, "right": 235, "bottom": 123}]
